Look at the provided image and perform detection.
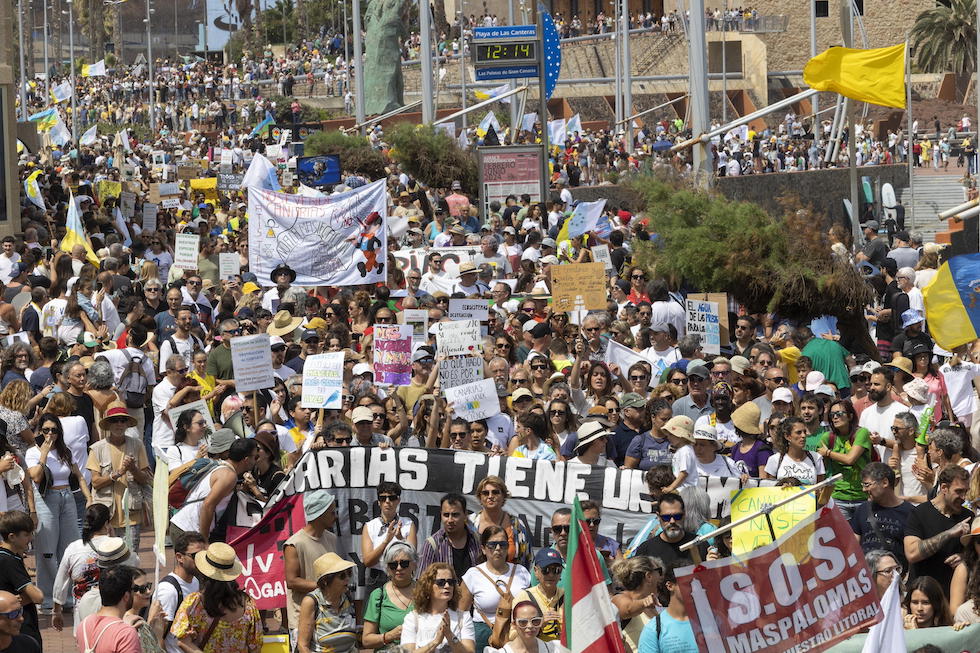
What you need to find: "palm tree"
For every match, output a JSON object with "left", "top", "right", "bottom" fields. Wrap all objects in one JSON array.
[{"left": 910, "top": 0, "right": 977, "bottom": 74}]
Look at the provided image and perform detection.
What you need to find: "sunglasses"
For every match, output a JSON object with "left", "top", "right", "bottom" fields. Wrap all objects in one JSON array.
[
  {"left": 829, "top": 411, "right": 848, "bottom": 418},
  {"left": 552, "top": 524, "right": 570, "bottom": 534},
  {"left": 531, "top": 364, "right": 548, "bottom": 371},
  {"left": 450, "top": 431, "right": 468, "bottom": 439},
  {"left": 540, "top": 564, "right": 563, "bottom": 575},
  {"left": 484, "top": 540, "right": 508, "bottom": 550},
  {"left": 549, "top": 409, "right": 566, "bottom": 416},
  {"left": 515, "top": 617, "right": 544, "bottom": 628},
  {"left": 0, "top": 608, "right": 22, "bottom": 620},
  {"left": 333, "top": 437, "right": 352, "bottom": 445},
  {"left": 132, "top": 582, "right": 153, "bottom": 594},
  {"left": 660, "top": 512, "right": 684, "bottom": 522},
  {"left": 767, "top": 376, "right": 787, "bottom": 383},
  {"left": 434, "top": 578, "right": 459, "bottom": 588},
  {"left": 378, "top": 494, "right": 400, "bottom": 502},
  {"left": 387, "top": 559, "right": 411, "bottom": 570},
  {"left": 145, "top": 287, "right": 160, "bottom": 292},
  {"left": 39, "top": 427, "right": 58, "bottom": 434},
  {"left": 108, "top": 417, "right": 131, "bottom": 424},
  {"left": 496, "top": 343, "right": 512, "bottom": 348},
  {"left": 481, "top": 488, "right": 502, "bottom": 496},
  {"left": 585, "top": 517, "right": 601, "bottom": 526},
  {"left": 669, "top": 378, "right": 687, "bottom": 385},
  {"left": 629, "top": 375, "right": 648, "bottom": 381},
  {"left": 631, "top": 274, "right": 646, "bottom": 279}
]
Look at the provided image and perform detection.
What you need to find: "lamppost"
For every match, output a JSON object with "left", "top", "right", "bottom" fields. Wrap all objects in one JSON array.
[
  {"left": 145, "top": 0, "right": 155, "bottom": 130},
  {"left": 43, "top": 0, "right": 50, "bottom": 97},
  {"left": 17, "top": 0, "right": 27, "bottom": 120},
  {"left": 66, "top": 0, "right": 77, "bottom": 158}
]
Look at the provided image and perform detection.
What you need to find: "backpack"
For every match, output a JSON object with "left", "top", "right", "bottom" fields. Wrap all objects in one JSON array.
[
  {"left": 118, "top": 350, "right": 149, "bottom": 409},
  {"left": 168, "top": 458, "right": 220, "bottom": 509},
  {"left": 826, "top": 429, "right": 880, "bottom": 463},
  {"left": 160, "top": 574, "right": 184, "bottom": 615},
  {"left": 164, "top": 334, "right": 204, "bottom": 364}
]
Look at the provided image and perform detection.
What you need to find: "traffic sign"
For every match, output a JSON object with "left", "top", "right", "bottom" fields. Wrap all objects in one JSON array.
[
  {"left": 472, "top": 25, "right": 536, "bottom": 40},
  {"left": 475, "top": 65, "right": 539, "bottom": 81}
]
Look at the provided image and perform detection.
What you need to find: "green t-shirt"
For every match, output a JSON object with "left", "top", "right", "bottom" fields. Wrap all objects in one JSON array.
[
  {"left": 364, "top": 585, "right": 413, "bottom": 640},
  {"left": 801, "top": 338, "right": 852, "bottom": 390},
  {"left": 804, "top": 427, "right": 829, "bottom": 452},
  {"left": 820, "top": 427, "right": 872, "bottom": 501}
]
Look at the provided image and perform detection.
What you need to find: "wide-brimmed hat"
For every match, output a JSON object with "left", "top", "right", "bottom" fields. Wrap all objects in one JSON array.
[
  {"left": 270, "top": 263, "right": 296, "bottom": 282},
  {"left": 99, "top": 401, "right": 137, "bottom": 430},
  {"left": 693, "top": 424, "right": 722, "bottom": 450},
  {"left": 575, "top": 420, "right": 612, "bottom": 452},
  {"left": 731, "top": 402, "right": 762, "bottom": 435},
  {"left": 314, "top": 552, "right": 356, "bottom": 581},
  {"left": 195, "top": 542, "right": 244, "bottom": 582},
  {"left": 208, "top": 428, "right": 237, "bottom": 454},
  {"left": 904, "top": 378, "right": 930, "bottom": 404},
  {"left": 888, "top": 356, "right": 913, "bottom": 377},
  {"left": 961, "top": 515, "right": 980, "bottom": 546},
  {"left": 304, "top": 490, "right": 337, "bottom": 522},
  {"left": 662, "top": 415, "right": 695, "bottom": 442},
  {"left": 253, "top": 428, "right": 280, "bottom": 458},
  {"left": 242, "top": 281, "right": 261, "bottom": 295},
  {"left": 458, "top": 262, "right": 478, "bottom": 275},
  {"left": 267, "top": 309, "right": 304, "bottom": 336}
]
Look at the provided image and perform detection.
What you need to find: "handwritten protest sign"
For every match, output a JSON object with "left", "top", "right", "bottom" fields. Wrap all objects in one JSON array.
[
  {"left": 686, "top": 299, "right": 721, "bottom": 355},
  {"left": 119, "top": 191, "right": 136, "bottom": 219},
  {"left": 173, "top": 233, "right": 200, "bottom": 271},
  {"left": 96, "top": 180, "right": 122, "bottom": 201},
  {"left": 230, "top": 334, "right": 274, "bottom": 392},
  {"left": 448, "top": 299, "right": 489, "bottom": 321},
  {"left": 677, "top": 507, "right": 881, "bottom": 653},
  {"left": 373, "top": 324, "right": 413, "bottom": 385},
  {"left": 551, "top": 263, "right": 607, "bottom": 311},
  {"left": 142, "top": 203, "right": 158, "bottom": 231},
  {"left": 445, "top": 378, "right": 500, "bottom": 421},
  {"left": 301, "top": 352, "right": 345, "bottom": 408},
  {"left": 689, "top": 292, "right": 730, "bottom": 345},
  {"left": 219, "top": 253, "right": 239, "bottom": 280},
  {"left": 220, "top": 149, "right": 234, "bottom": 172},
  {"left": 177, "top": 165, "right": 201, "bottom": 180},
  {"left": 592, "top": 244, "right": 614, "bottom": 271},
  {"left": 436, "top": 320, "right": 482, "bottom": 357},
  {"left": 402, "top": 309, "right": 429, "bottom": 342},
  {"left": 190, "top": 177, "right": 219, "bottom": 201},
  {"left": 439, "top": 357, "right": 484, "bottom": 389},
  {"left": 729, "top": 486, "right": 816, "bottom": 555},
  {"left": 217, "top": 173, "right": 244, "bottom": 191}
]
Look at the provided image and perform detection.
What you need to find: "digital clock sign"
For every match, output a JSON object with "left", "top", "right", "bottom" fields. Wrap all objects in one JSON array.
[{"left": 474, "top": 42, "right": 538, "bottom": 65}]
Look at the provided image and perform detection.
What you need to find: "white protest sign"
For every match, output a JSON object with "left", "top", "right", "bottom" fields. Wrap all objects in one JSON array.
[
  {"left": 142, "top": 203, "right": 158, "bottom": 231},
  {"left": 435, "top": 319, "right": 482, "bottom": 357},
  {"left": 219, "top": 253, "right": 239, "bottom": 280},
  {"left": 402, "top": 309, "right": 429, "bottom": 342},
  {"left": 220, "top": 149, "right": 233, "bottom": 172},
  {"left": 167, "top": 399, "right": 216, "bottom": 435},
  {"left": 448, "top": 299, "right": 489, "bottom": 321},
  {"left": 686, "top": 299, "right": 721, "bottom": 355},
  {"left": 119, "top": 191, "right": 136, "bottom": 218},
  {"left": 301, "top": 352, "right": 345, "bottom": 408},
  {"left": 603, "top": 339, "right": 650, "bottom": 375},
  {"left": 265, "top": 144, "right": 283, "bottom": 161},
  {"left": 445, "top": 378, "right": 500, "bottom": 421},
  {"left": 161, "top": 197, "right": 181, "bottom": 209},
  {"left": 230, "top": 333, "right": 275, "bottom": 392},
  {"left": 173, "top": 233, "right": 200, "bottom": 271},
  {"left": 439, "top": 356, "right": 484, "bottom": 389},
  {"left": 592, "top": 244, "right": 613, "bottom": 271}
]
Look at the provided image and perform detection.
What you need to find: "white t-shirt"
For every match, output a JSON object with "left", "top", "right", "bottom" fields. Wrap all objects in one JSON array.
[
  {"left": 671, "top": 445, "right": 699, "bottom": 488},
  {"left": 462, "top": 563, "right": 532, "bottom": 625},
  {"left": 40, "top": 297, "right": 68, "bottom": 338},
  {"left": 96, "top": 348, "right": 157, "bottom": 389},
  {"left": 165, "top": 442, "right": 203, "bottom": 470},
  {"left": 485, "top": 413, "right": 515, "bottom": 449},
  {"left": 151, "top": 378, "right": 178, "bottom": 451},
  {"left": 896, "top": 445, "right": 926, "bottom": 501},
  {"left": 363, "top": 516, "right": 414, "bottom": 571},
  {"left": 694, "top": 415, "right": 737, "bottom": 445},
  {"left": 26, "top": 446, "right": 73, "bottom": 485},
  {"left": 402, "top": 609, "right": 475, "bottom": 651},
  {"left": 146, "top": 250, "right": 174, "bottom": 284},
  {"left": 641, "top": 346, "right": 680, "bottom": 377},
  {"left": 857, "top": 400, "right": 908, "bottom": 446},
  {"left": 158, "top": 333, "right": 204, "bottom": 374},
  {"left": 763, "top": 451, "right": 825, "bottom": 485},
  {"left": 940, "top": 362, "right": 980, "bottom": 422},
  {"left": 60, "top": 415, "right": 91, "bottom": 482},
  {"left": 154, "top": 573, "right": 200, "bottom": 653},
  {"left": 696, "top": 454, "right": 741, "bottom": 477},
  {"left": 0, "top": 253, "right": 21, "bottom": 285}
]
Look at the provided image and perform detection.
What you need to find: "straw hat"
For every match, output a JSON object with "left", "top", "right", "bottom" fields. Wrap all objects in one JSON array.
[
  {"left": 98, "top": 401, "right": 138, "bottom": 430},
  {"left": 960, "top": 514, "right": 980, "bottom": 546},
  {"left": 313, "top": 552, "right": 356, "bottom": 582},
  {"left": 267, "top": 309, "right": 304, "bottom": 337},
  {"left": 731, "top": 402, "right": 762, "bottom": 435},
  {"left": 888, "top": 356, "right": 913, "bottom": 377},
  {"left": 662, "top": 415, "right": 695, "bottom": 442},
  {"left": 195, "top": 542, "right": 244, "bottom": 582}
]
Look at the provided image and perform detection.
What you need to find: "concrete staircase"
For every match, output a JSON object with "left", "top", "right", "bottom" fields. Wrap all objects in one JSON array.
[{"left": 898, "top": 172, "right": 968, "bottom": 243}]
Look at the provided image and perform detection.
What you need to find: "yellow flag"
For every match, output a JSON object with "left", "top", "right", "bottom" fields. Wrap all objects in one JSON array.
[{"left": 803, "top": 43, "right": 906, "bottom": 109}]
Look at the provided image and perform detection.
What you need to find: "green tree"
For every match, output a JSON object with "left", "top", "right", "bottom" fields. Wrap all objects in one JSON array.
[
  {"left": 387, "top": 123, "right": 477, "bottom": 195},
  {"left": 260, "top": 0, "right": 296, "bottom": 45},
  {"left": 629, "top": 171, "right": 877, "bottom": 357},
  {"left": 911, "top": 0, "right": 977, "bottom": 73},
  {"left": 303, "top": 130, "right": 387, "bottom": 178}
]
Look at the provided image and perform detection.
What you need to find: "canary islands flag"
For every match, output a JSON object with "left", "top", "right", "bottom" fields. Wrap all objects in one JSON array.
[
  {"left": 24, "top": 170, "right": 44, "bottom": 211},
  {"left": 803, "top": 43, "right": 906, "bottom": 109},
  {"left": 62, "top": 191, "right": 100, "bottom": 266},
  {"left": 81, "top": 59, "right": 107, "bottom": 77},
  {"left": 473, "top": 84, "right": 511, "bottom": 104},
  {"left": 923, "top": 253, "right": 980, "bottom": 351}
]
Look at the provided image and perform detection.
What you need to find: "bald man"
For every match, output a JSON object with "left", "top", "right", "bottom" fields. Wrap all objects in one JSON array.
[{"left": 0, "top": 590, "right": 36, "bottom": 653}]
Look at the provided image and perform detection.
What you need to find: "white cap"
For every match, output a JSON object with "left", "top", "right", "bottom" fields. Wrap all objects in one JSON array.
[
  {"left": 352, "top": 363, "right": 373, "bottom": 377},
  {"left": 772, "top": 387, "right": 795, "bottom": 404},
  {"left": 269, "top": 335, "right": 286, "bottom": 347},
  {"left": 804, "top": 371, "right": 826, "bottom": 391}
]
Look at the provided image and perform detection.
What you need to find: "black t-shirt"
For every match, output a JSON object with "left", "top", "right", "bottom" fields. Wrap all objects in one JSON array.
[
  {"left": 849, "top": 500, "right": 914, "bottom": 569},
  {"left": 0, "top": 549, "right": 40, "bottom": 646},
  {"left": 904, "top": 500, "right": 973, "bottom": 591},
  {"left": 450, "top": 544, "right": 473, "bottom": 583},
  {"left": 0, "top": 634, "right": 40, "bottom": 653},
  {"left": 634, "top": 532, "right": 708, "bottom": 567},
  {"left": 69, "top": 392, "right": 96, "bottom": 437}
]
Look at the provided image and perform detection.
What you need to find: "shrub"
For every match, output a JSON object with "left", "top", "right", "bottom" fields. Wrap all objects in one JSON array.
[{"left": 387, "top": 123, "right": 477, "bottom": 194}]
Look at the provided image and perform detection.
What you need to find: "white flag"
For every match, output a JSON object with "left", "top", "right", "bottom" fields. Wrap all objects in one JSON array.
[
  {"left": 82, "top": 59, "right": 106, "bottom": 77},
  {"left": 566, "top": 114, "right": 582, "bottom": 135},
  {"left": 520, "top": 113, "right": 538, "bottom": 132},
  {"left": 548, "top": 119, "right": 566, "bottom": 145},
  {"left": 860, "top": 571, "right": 904, "bottom": 653},
  {"left": 241, "top": 153, "right": 281, "bottom": 191},
  {"left": 79, "top": 124, "right": 98, "bottom": 146},
  {"left": 51, "top": 81, "right": 73, "bottom": 103}
]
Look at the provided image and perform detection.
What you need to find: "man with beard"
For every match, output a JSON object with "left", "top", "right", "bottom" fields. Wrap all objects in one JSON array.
[
  {"left": 858, "top": 367, "right": 908, "bottom": 449},
  {"left": 799, "top": 392, "right": 829, "bottom": 451},
  {"left": 74, "top": 566, "right": 142, "bottom": 653},
  {"left": 149, "top": 531, "right": 206, "bottom": 653},
  {"left": 904, "top": 465, "right": 973, "bottom": 590},
  {"left": 261, "top": 264, "right": 306, "bottom": 313},
  {"left": 633, "top": 493, "right": 708, "bottom": 565}
]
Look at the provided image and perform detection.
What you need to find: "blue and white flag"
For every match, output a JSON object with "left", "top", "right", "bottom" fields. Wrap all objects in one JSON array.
[
  {"left": 477, "top": 112, "right": 501, "bottom": 137},
  {"left": 566, "top": 113, "right": 582, "bottom": 135},
  {"left": 474, "top": 84, "right": 512, "bottom": 104},
  {"left": 241, "top": 153, "right": 281, "bottom": 191},
  {"left": 79, "top": 124, "right": 98, "bottom": 146},
  {"left": 566, "top": 198, "right": 607, "bottom": 238},
  {"left": 51, "top": 81, "right": 73, "bottom": 103}
]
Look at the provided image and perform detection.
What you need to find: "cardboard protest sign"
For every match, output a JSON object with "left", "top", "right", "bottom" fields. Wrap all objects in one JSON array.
[
  {"left": 686, "top": 298, "right": 721, "bottom": 355},
  {"left": 300, "top": 352, "right": 345, "bottom": 408},
  {"left": 729, "top": 486, "right": 817, "bottom": 555},
  {"left": 217, "top": 173, "right": 245, "bottom": 191},
  {"left": 167, "top": 399, "right": 216, "bottom": 435},
  {"left": 448, "top": 299, "right": 489, "bottom": 321},
  {"left": 402, "top": 309, "right": 429, "bottom": 342},
  {"left": 439, "top": 356, "right": 484, "bottom": 389},
  {"left": 149, "top": 182, "right": 179, "bottom": 204},
  {"left": 173, "top": 233, "right": 200, "bottom": 271},
  {"left": 177, "top": 165, "right": 202, "bottom": 180},
  {"left": 435, "top": 319, "right": 482, "bottom": 357},
  {"left": 219, "top": 253, "right": 239, "bottom": 280},
  {"left": 373, "top": 324, "right": 413, "bottom": 385},
  {"left": 688, "top": 292, "right": 730, "bottom": 345},
  {"left": 220, "top": 149, "right": 234, "bottom": 172},
  {"left": 445, "top": 378, "right": 500, "bottom": 421},
  {"left": 551, "top": 263, "right": 607, "bottom": 311},
  {"left": 142, "top": 203, "right": 158, "bottom": 232},
  {"left": 230, "top": 334, "right": 275, "bottom": 392},
  {"left": 677, "top": 506, "right": 881, "bottom": 653}
]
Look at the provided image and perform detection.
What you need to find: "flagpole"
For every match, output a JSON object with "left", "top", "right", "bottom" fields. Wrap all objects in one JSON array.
[
  {"left": 906, "top": 37, "right": 914, "bottom": 232},
  {"left": 16, "top": 0, "right": 27, "bottom": 121},
  {"left": 68, "top": 0, "right": 77, "bottom": 161},
  {"left": 536, "top": 5, "right": 550, "bottom": 206},
  {"left": 843, "top": 1, "right": 861, "bottom": 247},
  {"left": 352, "top": 0, "right": 365, "bottom": 134}
]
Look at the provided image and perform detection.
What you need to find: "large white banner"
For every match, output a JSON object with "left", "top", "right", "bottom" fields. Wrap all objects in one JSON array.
[{"left": 248, "top": 179, "right": 388, "bottom": 287}]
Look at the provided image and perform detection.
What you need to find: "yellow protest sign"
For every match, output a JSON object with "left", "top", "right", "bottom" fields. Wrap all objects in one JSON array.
[
  {"left": 551, "top": 262, "right": 607, "bottom": 311},
  {"left": 189, "top": 177, "right": 219, "bottom": 201},
  {"left": 729, "top": 485, "right": 816, "bottom": 555},
  {"left": 261, "top": 634, "right": 289, "bottom": 653},
  {"left": 96, "top": 180, "right": 122, "bottom": 202}
]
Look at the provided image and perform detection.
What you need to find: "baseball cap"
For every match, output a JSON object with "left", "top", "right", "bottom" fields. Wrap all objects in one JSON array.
[
  {"left": 270, "top": 335, "right": 286, "bottom": 350},
  {"left": 352, "top": 406, "right": 375, "bottom": 423},
  {"left": 772, "top": 387, "right": 795, "bottom": 404},
  {"left": 534, "top": 548, "right": 563, "bottom": 568},
  {"left": 620, "top": 392, "right": 646, "bottom": 409},
  {"left": 413, "top": 347, "right": 435, "bottom": 362},
  {"left": 352, "top": 363, "right": 373, "bottom": 376},
  {"left": 301, "top": 329, "right": 319, "bottom": 341}
]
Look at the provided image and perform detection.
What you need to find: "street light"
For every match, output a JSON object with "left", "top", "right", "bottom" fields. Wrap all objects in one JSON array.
[
  {"left": 17, "top": 0, "right": 27, "bottom": 120},
  {"left": 65, "top": 0, "right": 77, "bottom": 159},
  {"left": 43, "top": 1, "right": 51, "bottom": 97}
]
